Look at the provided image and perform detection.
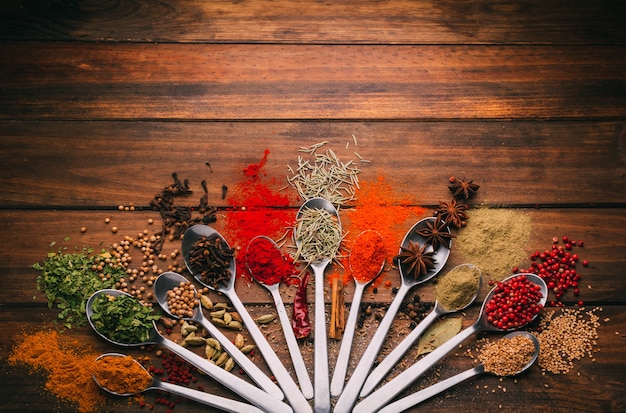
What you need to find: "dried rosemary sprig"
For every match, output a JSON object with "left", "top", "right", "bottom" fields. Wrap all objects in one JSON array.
[
  {"left": 293, "top": 207, "right": 344, "bottom": 264},
  {"left": 286, "top": 141, "right": 360, "bottom": 205}
]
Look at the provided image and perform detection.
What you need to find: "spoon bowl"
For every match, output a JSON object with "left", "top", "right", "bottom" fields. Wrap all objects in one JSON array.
[
  {"left": 245, "top": 236, "right": 314, "bottom": 399},
  {"left": 294, "top": 197, "right": 342, "bottom": 413},
  {"left": 182, "top": 225, "right": 312, "bottom": 413},
  {"left": 353, "top": 273, "right": 547, "bottom": 413},
  {"left": 375, "top": 331, "right": 540, "bottom": 413},
  {"left": 153, "top": 271, "right": 284, "bottom": 400},
  {"left": 359, "top": 264, "right": 482, "bottom": 396},
  {"left": 330, "top": 230, "right": 385, "bottom": 396},
  {"left": 334, "top": 216, "right": 451, "bottom": 413},
  {"left": 85, "top": 289, "right": 292, "bottom": 413},
  {"left": 93, "top": 353, "right": 265, "bottom": 413}
]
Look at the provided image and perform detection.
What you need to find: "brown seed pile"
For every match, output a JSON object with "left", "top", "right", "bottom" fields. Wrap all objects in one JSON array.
[
  {"left": 535, "top": 307, "right": 600, "bottom": 374},
  {"left": 166, "top": 281, "right": 199, "bottom": 318},
  {"left": 479, "top": 334, "right": 536, "bottom": 376}
]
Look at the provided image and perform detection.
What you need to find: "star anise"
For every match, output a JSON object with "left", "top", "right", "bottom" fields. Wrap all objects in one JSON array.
[
  {"left": 395, "top": 240, "right": 436, "bottom": 280},
  {"left": 448, "top": 177, "right": 480, "bottom": 200},
  {"left": 434, "top": 198, "right": 468, "bottom": 228},
  {"left": 417, "top": 217, "right": 455, "bottom": 251}
]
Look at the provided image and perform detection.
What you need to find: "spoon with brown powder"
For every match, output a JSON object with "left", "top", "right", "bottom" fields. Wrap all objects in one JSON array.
[
  {"left": 360, "top": 263, "right": 482, "bottom": 396},
  {"left": 375, "top": 331, "right": 539, "bottom": 413},
  {"left": 93, "top": 353, "right": 265, "bottom": 413}
]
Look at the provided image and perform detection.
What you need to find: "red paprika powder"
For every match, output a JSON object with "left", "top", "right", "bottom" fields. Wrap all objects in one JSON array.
[{"left": 246, "top": 236, "right": 298, "bottom": 285}]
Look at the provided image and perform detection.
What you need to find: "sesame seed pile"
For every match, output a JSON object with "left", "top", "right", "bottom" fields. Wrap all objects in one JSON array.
[
  {"left": 535, "top": 307, "right": 600, "bottom": 374},
  {"left": 478, "top": 335, "right": 536, "bottom": 376}
]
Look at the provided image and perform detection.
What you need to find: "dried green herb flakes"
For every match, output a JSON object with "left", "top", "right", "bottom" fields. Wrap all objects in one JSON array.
[{"left": 89, "top": 294, "right": 161, "bottom": 344}]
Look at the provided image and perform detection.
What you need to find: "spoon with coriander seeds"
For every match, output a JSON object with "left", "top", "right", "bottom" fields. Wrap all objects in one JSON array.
[
  {"left": 334, "top": 216, "right": 451, "bottom": 413},
  {"left": 182, "top": 224, "right": 312, "bottom": 413},
  {"left": 93, "top": 353, "right": 266, "bottom": 413},
  {"left": 153, "top": 271, "right": 284, "bottom": 401},
  {"left": 360, "top": 263, "right": 482, "bottom": 397},
  {"left": 375, "top": 331, "right": 539, "bottom": 413},
  {"left": 86, "top": 289, "right": 291, "bottom": 413},
  {"left": 330, "top": 230, "right": 386, "bottom": 397}
]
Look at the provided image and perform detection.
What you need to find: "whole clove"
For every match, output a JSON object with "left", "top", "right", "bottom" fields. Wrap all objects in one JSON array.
[{"left": 188, "top": 235, "right": 235, "bottom": 290}]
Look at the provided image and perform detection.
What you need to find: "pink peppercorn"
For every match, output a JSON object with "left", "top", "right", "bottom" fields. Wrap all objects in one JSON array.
[{"left": 485, "top": 274, "right": 544, "bottom": 330}]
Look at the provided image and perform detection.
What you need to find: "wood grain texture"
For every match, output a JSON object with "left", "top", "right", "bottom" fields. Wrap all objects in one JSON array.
[{"left": 1, "top": 43, "right": 624, "bottom": 120}]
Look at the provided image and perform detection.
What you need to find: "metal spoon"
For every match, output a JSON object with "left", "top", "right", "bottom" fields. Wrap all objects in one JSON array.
[
  {"left": 93, "top": 353, "right": 266, "bottom": 413},
  {"left": 245, "top": 235, "right": 314, "bottom": 400},
  {"left": 153, "top": 270, "right": 284, "bottom": 401},
  {"left": 182, "top": 225, "right": 312, "bottom": 413},
  {"left": 86, "top": 289, "right": 292, "bottom": 413},
  {"left": 352, "top": 273, "right": 548, "bottom": 413},
  {"left": 376, "top": 331, "right": 540, "bottom": 413},
  {"left": 330, "top": 230, "right": 385, "bottom": 397},
  {"left": 359, "top": 263, "right": 482, "bottom": 397},
  {"left": 333, "top": 216, "right": 451, "bottom": 413},
  {"left": 294, "top": 197, "right": 342, "bottom": 413}
]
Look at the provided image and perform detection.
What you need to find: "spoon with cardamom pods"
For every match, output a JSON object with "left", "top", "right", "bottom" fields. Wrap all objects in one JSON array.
[
  {"left": 359, "top": 263, "right": 482, "bottom": 397},
  {"left": 153, "top": 271, "right": 284, "bottom": 401},
  {"left": 334, "top": 216, "right": 451, "bottom": 413},
  {"left": 182, "top": 224, "right": 312, "bottom": 413},
  {"left": 94, "top": 353, "right": 266, "bottom": 413},
  {"left": 375, "top": 331, "right": 540, "bottom": 413}
]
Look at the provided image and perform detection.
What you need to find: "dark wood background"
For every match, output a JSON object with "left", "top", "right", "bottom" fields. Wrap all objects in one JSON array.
[{"left": 0, "top": 1, "right": 624, "bottom": 412}]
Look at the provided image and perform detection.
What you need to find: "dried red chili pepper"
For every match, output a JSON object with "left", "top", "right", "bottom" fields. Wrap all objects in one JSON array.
[{"left": 292, "top": 271, "right": 311, "bottom": 339}]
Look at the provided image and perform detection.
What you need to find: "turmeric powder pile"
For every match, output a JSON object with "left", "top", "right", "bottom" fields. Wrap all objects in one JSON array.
[
  {"left": 94, "top": 354, "right": 152, "bottom": 394},
  {"left": 8, "top": 329, "right": 106, "bottom": 413}
]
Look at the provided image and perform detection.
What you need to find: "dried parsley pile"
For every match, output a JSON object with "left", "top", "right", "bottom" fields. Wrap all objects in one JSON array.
[{"left": 33, "top": 247, "right": 126, "bottom": 328}]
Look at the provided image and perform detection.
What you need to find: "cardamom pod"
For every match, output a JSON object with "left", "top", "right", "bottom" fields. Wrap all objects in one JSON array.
[
  {"left": 181, "top": 321, "right": 198, "bottom": 336},
  {"left": 230, "top": 312, "right": 243, "bottom": 323},
  {"left": 215, "top": 351, "right": 229, "bottom": 367},
  {"left": 234, "top": 333, "right": 245, "bottom": 349},
  {"left": 223, "top": 312, "right": 232, "bottom": 324},
  {"left": 209, "top": 309, "right": 226, "bottom": 318},
  {"left": 255, "top": 314, "right": 276, "bottom": 324},
  {"left": 213, "top": 302, "right": 229, "bottom": 310},
  {"left": 226, "top": 320, "right": 243, "bottom": 330},
  {"left": 240, "top": 344, "right": 255, "bottom": 354},
  {"left": 211, "top": 317, "right": 227, "bottom": 327},
  {"left": 206, "top": 337, "right": 221, "bottom": 351},
  {"left": 205, "top": 344, "right": 215, "bottom": 359},
  {"left": 224, "top": 357, "right": 235, "bottom": 372},
  {"left": 182, "top": 335, "right": 206, "bottom": 347},
  {"left": 200, "top": 295, "right": 213, "bottom": 310}
]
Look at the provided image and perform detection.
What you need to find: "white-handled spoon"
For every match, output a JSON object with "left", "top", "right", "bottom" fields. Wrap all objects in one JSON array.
[
  {"left": 246, "top": 235, "right": 314, "bottom": 400},
  {"left": 182, "top": 225, "right": 311, "bottom": 413}
]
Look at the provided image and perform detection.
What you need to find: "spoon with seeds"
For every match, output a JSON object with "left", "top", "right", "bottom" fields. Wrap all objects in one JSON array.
[
  {"left": 333, "top": 217, "right": 451, "bottom": 413},
  {"left": 352, "top": 273, "right": 547, "bottom": 413},
  {"left": 294, "top": 197, "right": 343, "bottom": 413},
  {"left": 153, "top": 270, "right": 284, "bottom": 401},
  {"left": 86, "top": 289, "right": 292, "bottom": 413},
  {"left": 93, "top": 353, "right": 266, "bottom": 413},
  {"left": 330, "top": 230, "right": 386, "bottom": 396},
  {"left": 182, "top": 224, "right": 311, "bottom": 413},
  {"left": 375, "top": 331, "right": 540, "bottom": 413},
  {"left": 359, "top": 263, "right": 482, "bottom": 397},
  {"left": 245, "top": 235, "right": 314, "bottom": 400}
]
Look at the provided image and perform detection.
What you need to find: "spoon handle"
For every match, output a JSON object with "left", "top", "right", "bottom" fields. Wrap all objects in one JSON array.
[
  {"left": 225, "top": 290, "right": 312, "bottom": 413},
  {"left": 268, "top": 284, "right": 314, "bottom": 399},
  {"left": 154, "top": 380, "right": 268, "bottom": 413},
  {"left": 359, "top": 306, "right": 441, "bottom": 397},
  {"left": 196, "top": 316, "right": 284, "bottom": 401},
  {"left": 375, "top": 365, "right": 485, "bottom": 413},
  {"left": 333, "top": 282, "right": 411, "bottom": 413},
  {"left": 154, "top": 333, "right": 291, "bottom": 413},
  {"left": 330, "top": 282, "right": 365, "bottom": 396},
  {"left": 312, "top": 262, "right": 331, "bottom": 413},
  {"left": 352, "top": 323, "right": 480, "bottom": 413}
]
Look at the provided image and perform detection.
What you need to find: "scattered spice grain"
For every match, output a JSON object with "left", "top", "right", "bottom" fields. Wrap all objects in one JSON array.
[{"left": 479, "top": 334, "right": 536, "bottom": 376}]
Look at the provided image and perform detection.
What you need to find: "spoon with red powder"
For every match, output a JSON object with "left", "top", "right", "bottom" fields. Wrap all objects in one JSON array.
[
  {"left": 330, "top": 230, "right": 386, "bottom": 396},
  {"left": 245, "top": 235, "right": 314, "bottom": 400}
]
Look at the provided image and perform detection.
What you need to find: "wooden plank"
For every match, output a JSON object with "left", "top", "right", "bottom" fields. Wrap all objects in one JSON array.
[
  {"left": 0, "top": 208, "right": 624, "bottom": 307},
  {"left": 0, "top": 0, "right": 624, "bottom": 45},
  {"left": 1, "top": 43, "right": 624, "bottom": 120},
  {"left": 1, "top": 121, "right": 625, "bottom": 207}
]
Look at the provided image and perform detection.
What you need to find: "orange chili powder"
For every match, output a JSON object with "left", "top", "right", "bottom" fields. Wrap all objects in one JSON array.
[
  {"left": 8, "top": 329, "right": 106, "bottom": 413},
  {"left": 349, "top": 230, "right": 387, "bottom": 283}
]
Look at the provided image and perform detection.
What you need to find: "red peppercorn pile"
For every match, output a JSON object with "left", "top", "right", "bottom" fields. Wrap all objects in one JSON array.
[
  {"left": 515, "top": 236, "right": 588, "bottom": 307},
  {"left": 485, "top": 274, "right": 544, "bottom": 330}
]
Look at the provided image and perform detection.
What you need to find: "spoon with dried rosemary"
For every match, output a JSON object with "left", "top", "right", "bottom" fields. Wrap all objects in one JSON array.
[
  {"left": 94, "top": 353, "right": 266, "bottom": 413},
  {"left": 294, "top": 197, "right": 343, "bottom": 413},
  {"left": 182, "top": 224, "right": 312, "bottom": 413},
  {"left": 334, "top": 216, "right": 451, "bottom": 413},
  {"left": 86, "top": 289, "right": 291, "bottom": 413}
]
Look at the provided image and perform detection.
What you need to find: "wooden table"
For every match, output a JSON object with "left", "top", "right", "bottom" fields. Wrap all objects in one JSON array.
[{"left": 1, "top": 1, "right": 625, "bottom": 412}]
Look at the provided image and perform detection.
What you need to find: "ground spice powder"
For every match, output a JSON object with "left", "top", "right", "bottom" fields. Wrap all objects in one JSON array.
[
  {"left": 455, "top": 208, "right": 531, "bottom": 281},
  {"left": 8, "top": 329, "right": 106, "bottom": 413},
  {"left": 436, "top": 265, "right": 481, "bottom": 311},
  {"left": 94, "top": 355, "right": 152, "bottom": 394}
]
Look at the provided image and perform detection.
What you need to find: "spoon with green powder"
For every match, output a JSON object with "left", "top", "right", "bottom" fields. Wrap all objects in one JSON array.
[
  {"left": 334, "top": 216, "right": 451, "bottom": 413},
  {"left": 360, "top": 263, "right": 482, "bottom": 396},
  {"left": 94, "top": 353, "right": 266, "bottom": 413},
  {"left": 86, "top": 289, "right": 292, "bottom": 413}
]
